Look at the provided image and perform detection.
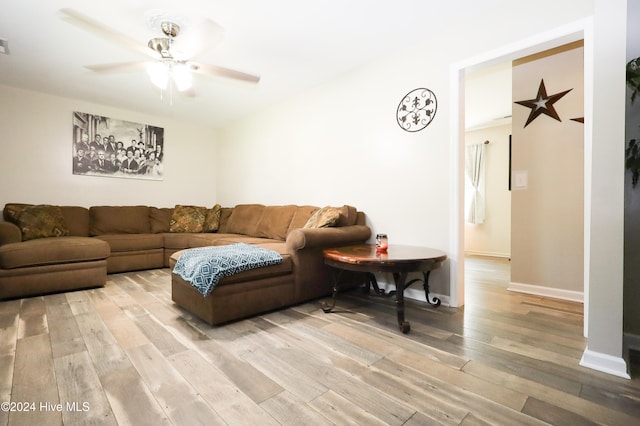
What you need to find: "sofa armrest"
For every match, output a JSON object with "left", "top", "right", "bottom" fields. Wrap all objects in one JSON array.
[
  {"left": 286, "top": 225, "right": 371, "bottom": 251},
  {"left": 0, "top": 221, "right": 22, "bottom": 246}
]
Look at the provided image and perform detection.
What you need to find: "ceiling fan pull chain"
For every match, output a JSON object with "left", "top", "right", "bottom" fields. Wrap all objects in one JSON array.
[{"left": 167, "top": 23, "right": 174, "bottom": 54}]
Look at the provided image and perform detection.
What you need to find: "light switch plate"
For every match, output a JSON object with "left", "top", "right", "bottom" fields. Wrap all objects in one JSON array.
[{"left": 513, "top": 170, "right": 528, "bottom": 189}]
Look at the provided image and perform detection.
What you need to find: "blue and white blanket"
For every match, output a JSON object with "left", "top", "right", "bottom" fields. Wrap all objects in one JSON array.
[{"left": 173, "top": 243, "right": 283, "bottom": 297}]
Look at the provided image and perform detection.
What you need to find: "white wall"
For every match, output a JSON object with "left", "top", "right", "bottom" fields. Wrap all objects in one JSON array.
[
  {"left": 464, "top": 124, "right": 512, "bottom": 258},
  {"left": 217, "top": 49, "right": 456, "bottom": 295},
  {"left": 0, "top": 85, "right": 218, "bottom": 209}
]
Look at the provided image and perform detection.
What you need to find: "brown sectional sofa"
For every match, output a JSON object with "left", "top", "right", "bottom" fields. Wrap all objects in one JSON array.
[{"left": 0, "top": 203, "right": 370, "bottom": 324}]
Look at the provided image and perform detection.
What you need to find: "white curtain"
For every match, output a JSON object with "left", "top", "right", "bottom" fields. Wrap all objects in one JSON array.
[{"left": 465, "top": 143, "right": 486, "bottom": 224}]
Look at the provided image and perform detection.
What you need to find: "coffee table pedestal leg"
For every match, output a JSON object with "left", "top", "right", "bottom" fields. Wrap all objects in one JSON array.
[
  {"left": 322, "top": 269, "right": 343, "bottom": 313},
  {"left": 393, "top": 272, "right": 411, "bottom": 333},
  {"left": 405, "top": 271, "right": 441, "bottom": 307}
]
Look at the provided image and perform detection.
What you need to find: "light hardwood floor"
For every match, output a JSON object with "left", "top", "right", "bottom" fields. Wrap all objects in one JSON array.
[{"left": 1, "top": 257, "right": 639, "bottom": 425}]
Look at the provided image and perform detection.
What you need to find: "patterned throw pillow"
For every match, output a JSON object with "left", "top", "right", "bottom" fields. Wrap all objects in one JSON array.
[
  {"left": 203, "top": 204, "right": 222, "bottom": 233},
  {"left": 169, "top": 205, "right": 207, "bottom": 233},
  {"left": 303, "top": 206, "right": 341, "bottom": 229},
  {"left": 3, "top": 204, "right": 30, "bottom": 224},
  {"left": 17, "top": 205, "right": 70, "bottom": 241}
]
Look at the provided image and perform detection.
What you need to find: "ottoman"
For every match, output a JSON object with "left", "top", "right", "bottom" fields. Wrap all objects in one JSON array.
[{"left": 169, "top": 248, "right": 295, "bottom": 325}]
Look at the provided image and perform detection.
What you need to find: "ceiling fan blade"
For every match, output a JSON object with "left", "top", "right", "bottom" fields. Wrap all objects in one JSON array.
[
  {"left": 60, "top": 8, "right": 158, "bottom": 59},
  {"left": 192, "top": 62, "right": 260, "bottom": 83},
  {"left": 85, "top": 61, "right": 148, "bottom": 73},
  {"left": 171, "top": 18, "right": 224, "bottom": 60}
]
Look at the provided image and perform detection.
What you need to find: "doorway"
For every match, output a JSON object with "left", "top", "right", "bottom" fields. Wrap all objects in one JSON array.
[
  {"left": 449, "top": 21, "right": 589, "bottom": 337},
  {"left": 462, "top": 64, "right": 513, "bottom": 300}
]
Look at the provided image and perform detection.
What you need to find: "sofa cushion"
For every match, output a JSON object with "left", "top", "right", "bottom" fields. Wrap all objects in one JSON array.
[
  {"left": 336, "top": 205, "right": 358, "bottom": 226},
  {"left": 60, "top": 206, "right": 90, "bottom": 237},
  {"left": 224, "top": 204, "right": 265, "bottom": 236},
  {"left": 90, "top": 206, "right": 151, "bottom": 236},
  {"left": 186, "top": 233, "right": 240, "bottom": 248},
  {"left": 163, "top": 232, "right": 194, "bottom": 249},
  {"left": 212, "top": 236, "right": 283, "bottom": 246},
  {"left": 203, "top": 204, "right": 222, "bottom": 233},
  {"left": 255, "top": 205, "right": 296, "bottom": 241},
  {"left": 170, "top": 205, "right": 206, "bottom": 233},
  {"left": 217, "top": 208, "right": 234, "bottom": 232},
  {"left": 0, "top": 237, "right": 110, "bottom": 269},
  {"left": 287, "top": 205, "right": 319, "bottom": 235},
  {"left": 17, "top": 205, "right": 70, "bottom": 241},
  {"left": 150, "top": 207, "right": 173, "bottom": 233},
  {"left": 94, "top": 234, "right": 164, "bottom": 253},
  {"left": 303, "top": 206, "right": 341, "bottom": 229}
]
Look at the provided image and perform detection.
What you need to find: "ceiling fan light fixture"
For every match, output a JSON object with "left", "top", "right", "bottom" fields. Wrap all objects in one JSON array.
[
  {"left": 148, "top": 37, "right": 172, "bottom": 58},
  {"left": 147, "top": 61, "right": 169, "bottom": 90},
  {"left": 172, "top": 63, "right": 192, "bottom": 92}
]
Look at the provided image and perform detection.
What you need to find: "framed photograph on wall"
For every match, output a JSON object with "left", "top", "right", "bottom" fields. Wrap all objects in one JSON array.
[{"left": 72, "top": 111, "right": 164, "bottom": 180}]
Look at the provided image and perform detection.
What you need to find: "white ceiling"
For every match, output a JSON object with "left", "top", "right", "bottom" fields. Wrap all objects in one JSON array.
[{"left": 0, "top": 1, "right": 510, "bottom": 128}]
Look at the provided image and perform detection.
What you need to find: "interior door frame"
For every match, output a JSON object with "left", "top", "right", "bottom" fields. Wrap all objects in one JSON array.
[{"left": 449, "top": 19, "right": 590, "bottom": 338}]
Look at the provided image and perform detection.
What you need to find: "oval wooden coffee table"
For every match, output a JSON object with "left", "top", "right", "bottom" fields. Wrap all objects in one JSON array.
[{"left": 323, "top": 244, "right": 447, "bottom": 333}]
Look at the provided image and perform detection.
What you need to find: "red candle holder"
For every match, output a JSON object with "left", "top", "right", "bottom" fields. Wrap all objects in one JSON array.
[{"left": 376, "top": 234, "right": 388, "bottom": 253}]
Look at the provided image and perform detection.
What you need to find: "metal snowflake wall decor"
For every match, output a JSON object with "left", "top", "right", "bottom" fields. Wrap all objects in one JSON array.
[{"left": 396, "top": 88, "right": 438, "bottom": 132}]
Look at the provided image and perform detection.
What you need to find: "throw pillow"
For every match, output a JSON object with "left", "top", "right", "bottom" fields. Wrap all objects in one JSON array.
[
  {"left": 303, "top": 206, "right": 341, "bottom": 229},
  {"left": 203, "top": 204, "right": 222, "bottom": 232},
  {"left": 3, "top": 203, "right": 30, "bottom": 224},
  {"left": 169, "top": 205, "right": 207, "bottom": 233},
  {"left": 17, "top": 204, "right": 70, "bottom": 241}
]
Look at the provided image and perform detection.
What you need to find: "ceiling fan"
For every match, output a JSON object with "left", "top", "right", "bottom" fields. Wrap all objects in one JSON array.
[{"left": 60, "top": 8, "right": 260, "bottom": 95}]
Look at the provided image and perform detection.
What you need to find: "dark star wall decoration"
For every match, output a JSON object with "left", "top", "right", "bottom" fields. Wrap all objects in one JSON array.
[{"left": 514, "top": 79, "right": 572, "bottom": 128}]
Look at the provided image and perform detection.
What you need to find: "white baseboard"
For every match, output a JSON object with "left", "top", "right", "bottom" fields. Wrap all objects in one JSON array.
[
  {"left": 374, "top": 281, "right": 450, "bottom": 307},
  {"left": 508, "top": 281, "right": 584, "bottom": 303},
  {"left": 404, "top": 287, "right": 450, "bottom": 307},
  {"left": 464, "top": 250, "right": 511, "bottom": 258},
  {"left": 580, "top": 348, "right": 630, "bottom": 379}
]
